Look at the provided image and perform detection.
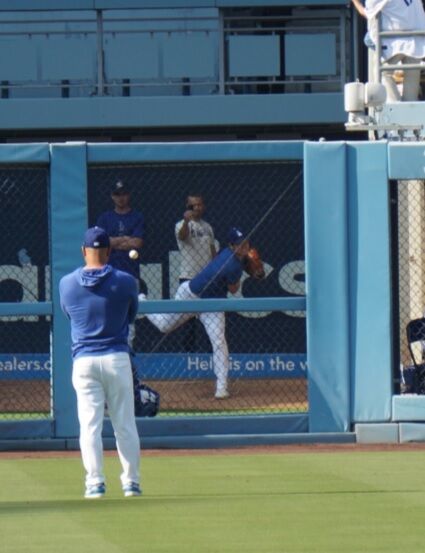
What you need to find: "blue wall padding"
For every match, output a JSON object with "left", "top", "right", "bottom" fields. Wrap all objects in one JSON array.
[
  {"left": 304, "top": 142, "right": 350, "bottom": 432},
  {"left": 87, "top": 141, "right": 304, "bottom": 163},
  {"left": 347, "top": 143, "right": 392, "bottom": 422},
  {"left": 388, "top": 143, "right": 425, "bottom": 179},
  {"left": 50, "top": 143, "right": 88, "bottom": 438},
  {"left": 0, "top": 143, "right": 49, "bottom": 163}
]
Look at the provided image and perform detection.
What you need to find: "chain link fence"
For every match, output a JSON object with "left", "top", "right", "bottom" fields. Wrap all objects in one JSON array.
[
  {"left": 0, "top": 166, "right": 51, "bottom": 419},
  {"left": 393, "top": 179, "right": 425, "bottom": 392},
  {"left": 88, "top": 161, "right": 306, "bottom": 415}
]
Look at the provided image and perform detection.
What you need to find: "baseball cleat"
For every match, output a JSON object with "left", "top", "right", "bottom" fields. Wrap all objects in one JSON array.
[
  {"left": 215, "top": 389, "right": 230, "bottom": 399},
  {"left": 85, "top": 483, "right": 106, "bottom": 499},
  {"left": 123, "top": 482, "right": 142, "bottom": 497}
]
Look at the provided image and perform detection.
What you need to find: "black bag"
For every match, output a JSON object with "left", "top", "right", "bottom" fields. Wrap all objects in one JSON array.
[
  {"left": 400, "top": 363, "right": 425, "bottom": 394},
  {"left": 130, "top": 351, "right": 160, "bottom": 417},
  {"left": 403, "top": 318, "right": 425, "bottom": 394},
  {"left": 134, "top": 383, "right": 160, "bottom": 417}
]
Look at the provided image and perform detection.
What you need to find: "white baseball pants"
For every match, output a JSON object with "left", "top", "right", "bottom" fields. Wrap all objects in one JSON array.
[
  {"left": 382, "top": 54, "right": 422, "bottom": 102},
  {"left": 146, "top": 281, "right": 229, "bottom": 391},
  {"left": 72, "top": 352, "right": 140, "bottom": 488}
]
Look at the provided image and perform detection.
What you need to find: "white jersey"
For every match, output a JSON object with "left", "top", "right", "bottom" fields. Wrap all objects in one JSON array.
[
  {"left": 175, "top": 218, "right": 215, "bottom": 279},
  {"left": 366, "top": 0, "right": 425, "bottom": 59}
]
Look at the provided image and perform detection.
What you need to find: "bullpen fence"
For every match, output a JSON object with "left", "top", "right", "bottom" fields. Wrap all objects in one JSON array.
[
  {"left": 0, "top": 141, "right": 312, "bottom": 442},
  {"left": 0, "top": 165, "right": 51, "bottom": 418},
  {"left": 88, "top": 161, "right": 305, "bottom": 414},
  {"left": 393, "top": 179, "right": 425, "bottom": 380},
  {"left": 0, "top": 141, "right": 404, "bottom": 445}
]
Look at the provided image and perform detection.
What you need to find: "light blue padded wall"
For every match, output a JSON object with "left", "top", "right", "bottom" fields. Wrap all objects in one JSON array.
[
  {"left": 304, "top": 142, "right": 350, "bottom": 432},
  {"left": 304, "top": 141, "right": 393, "bottom": 431},
  {"left": 347, "top": 142, "right": 392, "bottom": 423},
  {"left": 50, "top": 143, "right": 88, "bottom": 438}
]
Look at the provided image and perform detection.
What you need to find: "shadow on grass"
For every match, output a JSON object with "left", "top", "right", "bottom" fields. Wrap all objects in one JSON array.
[
  {"left": 0, "top": 498, "right": 143, "bottom": 515},
  {"left": 0, "top": 487, "right": 423, "bottom": 514}
]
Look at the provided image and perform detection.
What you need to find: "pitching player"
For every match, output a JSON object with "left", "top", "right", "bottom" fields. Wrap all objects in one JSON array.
[
  {"left": 351, "top": 0, "right": 425, "bottom": 101},
  {"left": 175, "top": 194, "right": 217, "bottom": 352},
  {"left": 59, "top": 226, "right": 141, "bottom": 499},
  {"left": 141, "top": 227, "right": 254, "bottom": 399}
]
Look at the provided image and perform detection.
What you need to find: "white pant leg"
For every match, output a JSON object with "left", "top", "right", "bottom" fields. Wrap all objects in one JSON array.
[
  {"left": 100, "top": 352, "right": 141, "bottom": 487},
  {"left": 382, "top": 54, "right": 421, "bottom": 102},
  {"left": 382, "top": 67, "right": 402, "bottom": 103},
  {"left": 147, "top": 280, "right": 197, "bottom": 333},
  {"left": 400, "top": 56, "right": 421, "bottom": 101},
  {"left": 72, "top": 356, "right": 106, "bottom": 487},
  {"left": 199, "top": 311, "right": 229, "bottom": 391}
]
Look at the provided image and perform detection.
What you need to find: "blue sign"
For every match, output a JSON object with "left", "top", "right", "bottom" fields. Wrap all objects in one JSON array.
[
  {"left": 134, "top": 353, "right": 307, "bottom": 380},
  {"left": 0, "top": 353, "right": 307, "bottom": 380},
  {"left": 0, "top": 354, "right": 51, "bottom": 380}
]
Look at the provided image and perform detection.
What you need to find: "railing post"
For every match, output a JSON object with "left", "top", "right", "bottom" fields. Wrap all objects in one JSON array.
[
  {"left": 218, "top": 10, "right": 225, "bottom": 95},
  {"left": 96, "top": 9, "right": 105, "bottom": 96}
]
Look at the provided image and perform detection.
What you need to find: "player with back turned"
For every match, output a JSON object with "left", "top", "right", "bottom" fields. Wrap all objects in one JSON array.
[
  {"left": 97, "top": 180, "right": 158, "bottom": 418},
  {"left": 59, "top": 226, "right": 141, "bottom": 499}
]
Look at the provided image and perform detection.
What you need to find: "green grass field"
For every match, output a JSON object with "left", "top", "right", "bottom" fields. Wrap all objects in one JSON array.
[{"left": 1, "top": 448, "right": 424, "bottom": 553}]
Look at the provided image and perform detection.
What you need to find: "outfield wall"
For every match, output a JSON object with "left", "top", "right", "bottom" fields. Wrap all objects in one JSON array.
[{"left": 0, "top": 140, "right": 417, "bottom": 447}]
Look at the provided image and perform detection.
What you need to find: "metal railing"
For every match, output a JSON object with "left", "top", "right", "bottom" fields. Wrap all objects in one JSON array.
[
  {"left": 0, "top": 7, "right": 353, "bottom": 98},
  {"left": 370, "top": 19, "right": 425, "bottom": 83}
]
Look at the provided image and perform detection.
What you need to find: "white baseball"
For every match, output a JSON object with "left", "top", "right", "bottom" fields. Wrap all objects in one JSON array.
[{"left": 129, "top": 249, "right": 139, "bottom": 260}]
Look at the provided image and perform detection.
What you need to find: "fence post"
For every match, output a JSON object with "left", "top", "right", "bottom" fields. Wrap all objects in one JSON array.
[
  {"left": 347, "top": 142, "right": 392, "bottom": 422},
  {"left": 50, "top": 143, "right": 88, "bottom": 438},
  {"left": 304, "top": 142, "right": 350, "bottom": 432}
]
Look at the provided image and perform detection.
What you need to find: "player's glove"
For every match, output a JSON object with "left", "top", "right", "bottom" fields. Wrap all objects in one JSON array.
[{"left": 243, "top": 247, "right": 265, "bottom": 280}]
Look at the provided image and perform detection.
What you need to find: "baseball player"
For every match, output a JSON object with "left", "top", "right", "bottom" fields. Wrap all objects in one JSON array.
[
  {"left": 97, "top": 180, "right": 145, "bottom": 282},
  {"left": 141, "top": 227, "right": 251, "bottom": 399},
  {"left": 175, "top": 194, "right": 217, "bottom": 352},
  {"left": 59, "top": 226, "right": 141, "bottom": 499},
  {"left": 351, "top": 0, "right": 425, "bottom": 101},
  {"left": 97, "top": 180, "right": 146, "bottom": 348}
]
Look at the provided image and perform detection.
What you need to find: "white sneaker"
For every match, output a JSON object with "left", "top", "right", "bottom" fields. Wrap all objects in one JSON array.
[
  {"left": 138, "top": 293, "right": 147, "bottom": 301},
  {"left": 123, "top": 482, "right": 142, "bottom": 497},
  {"left": 85, "top": 483, "right": 105, "bottom": 499},
  {"left": 215, "top": 388, "right": 230, "bottom": 399}
]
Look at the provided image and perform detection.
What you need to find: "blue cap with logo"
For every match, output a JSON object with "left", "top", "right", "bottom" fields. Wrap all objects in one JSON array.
[
  {"left": 83, "top": 226, "right": 110, "bottom": 249},
  {"left": 227, "top": 227, "right": 245, "bottom": 245},
  {"left": 111, "top": 180, "right": 129, "bottom": 195}
]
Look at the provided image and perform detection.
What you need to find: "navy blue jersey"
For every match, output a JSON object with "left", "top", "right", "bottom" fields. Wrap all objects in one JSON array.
[
  {"left": 59, "top": 265, "right": 138, "bottom": 359},
  {"left": 189, "top": 247, "right": 243, "bottom": 298},
  {"left": 97, "top": 209, "right": 145, "bottom": 278}
]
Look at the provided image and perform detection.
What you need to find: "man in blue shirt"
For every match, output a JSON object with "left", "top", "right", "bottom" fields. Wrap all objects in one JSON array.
[
  {"left": 59, "top": 226, "right": 141, "bottom": 499},
  {"left": 142, "top": 227, "right": 250, "bottom": 399},
  {"left": 97, "top": 180, "right": 146, "bottom": 348},
  {"left": 97, "top": 180, "right": 145, "bottom": 281}
]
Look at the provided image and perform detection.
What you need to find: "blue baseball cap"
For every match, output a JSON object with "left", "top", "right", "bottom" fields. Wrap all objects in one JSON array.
[
  {"left": 83, "top": 226, "right": 110, "bottom": 249},
  {"left": 111, "top": 180, "right": 129, "bottom": 195},
  {"left": 227, "top": 227, "right": 245, "bottom": 245}
]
